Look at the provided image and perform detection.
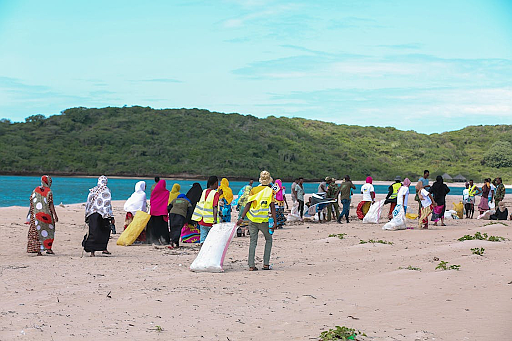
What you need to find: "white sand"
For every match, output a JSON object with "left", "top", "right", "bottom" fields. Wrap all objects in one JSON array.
[{"left": 1, "top": 194, "right": 511, "bottom": 340}]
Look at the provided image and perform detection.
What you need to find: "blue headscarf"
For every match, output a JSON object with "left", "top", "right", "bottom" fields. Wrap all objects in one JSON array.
[{"left": 177, "top": 193, "right": 191, "bottom": 203}]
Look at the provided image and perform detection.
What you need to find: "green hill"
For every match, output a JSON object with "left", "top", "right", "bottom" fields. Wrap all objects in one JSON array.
[{"left": 1, "top": 106, "right": 511, "bottom": 181}]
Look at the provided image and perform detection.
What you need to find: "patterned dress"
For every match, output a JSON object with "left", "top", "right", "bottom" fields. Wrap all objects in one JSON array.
[{"left": 27, "top": 175, "right": 55, "bottom": 253}]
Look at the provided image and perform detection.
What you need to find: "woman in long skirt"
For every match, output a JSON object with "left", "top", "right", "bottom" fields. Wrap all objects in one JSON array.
[
  {"left": 146, "top": 179, "right": 170, "bottom": 244},
  {"left": 274, "top": 179, "right": 288, "bottom": 228},
  {"left": 27, "top": 175, "right": 59, "bottom": 255},
  {"left": 83, "top": 175, "right": 114, "bottom": 256}
]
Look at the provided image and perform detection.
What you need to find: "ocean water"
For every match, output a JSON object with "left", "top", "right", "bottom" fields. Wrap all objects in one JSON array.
[{"left": 0, "top": 175, "right": 464, "bottom": 207}]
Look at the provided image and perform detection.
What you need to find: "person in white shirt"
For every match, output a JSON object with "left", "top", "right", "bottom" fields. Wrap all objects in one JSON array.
[
  {"left": 397, "top": 178, "right": 411, "bottom": 213},
  {"left": 418, "top": 187, "right": 436, "bottom": 229},
  {"left": 462, "top": 182, "right": 471, "bottom": 218},
  {"left": 357, "top": 176, "right": 375, "bottom": 219},
  {"left": 318, "top": 177, "right": 328, "bottom": 195}
]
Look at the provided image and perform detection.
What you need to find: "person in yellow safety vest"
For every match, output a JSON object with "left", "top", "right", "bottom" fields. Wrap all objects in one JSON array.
[
  {"left": 384, "top": 176, "right": 402, "bottom": 220},
  {"left": 237, "top": 170, "right": 277, "bottom": 272},
  {"left": 191, "top": 176, "right": 220, "bottom": 243},
  {"left": 467, "top": 179, "right": 481, "bottom": 219}
]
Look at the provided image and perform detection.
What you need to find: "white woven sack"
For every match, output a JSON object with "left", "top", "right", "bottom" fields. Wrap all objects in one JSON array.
[{"left": 190, "top": 222, "right": 237, "bottom": 272}]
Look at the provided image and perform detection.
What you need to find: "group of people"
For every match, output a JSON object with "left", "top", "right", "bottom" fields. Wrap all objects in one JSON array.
[
  {"left": 26, "top": 171, "right": 285, "bottom": 271},
  {"left": 25, "top": 171, "right": 508, "bottom": 269},
  {"left": 462, "top": 177, "right": 507, "bottom": 220}
]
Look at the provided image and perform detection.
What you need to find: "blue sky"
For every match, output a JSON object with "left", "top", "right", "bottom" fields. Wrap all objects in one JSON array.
[{"left": 0, "top": 0, "right": 511, "bottom": 133}]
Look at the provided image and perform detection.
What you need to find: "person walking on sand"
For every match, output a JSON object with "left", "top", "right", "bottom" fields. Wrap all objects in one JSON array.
[
  {"left": 273, "top": 179, "right": 289, "bottom": 229},
  {"left": 237, "top": 171, "right": 277, "bottom": 271},
  {"left": 83, "top": 176, "right": 114, "bottom": 257},
  {"left": 337, "top": 175, "right": 355, "bottom": 224},
  {"left": 326, "top": 178, "right": 340, "bottom": 221},
  {"left": 430, "top": 175, "right": 450, "bottom": 226},
  {"left": 385, "top": 176, "right": 402, "bottom": 220},
  {"left": 146, "top": 179, "right": 171, "bottom": 245},
  {"left": 291, "top": 178, "right": 299, "bottom": 204},
  {"left": 462, "top": 182, "right": 471, "bottom": 219},
  {"left": 415, "top": 170, "right": 430, "bottom": 216},
  {"left": 418, "top": 185, "right": 436, "bottom": 229},
  {"left": 357, "top": 176, "right": 375, "bottom": 220},
  {"left": 494, "top": 177, "right": 505, "bottom": 208},
  {"left": 296, "top": 178, "right": 305, "bottom": 219},
  {"left": 192, "top": 176, "right": 220, "bottom": 243},
  {"left": 397, "top": 178, "right": 411, "bottom": 214},
  {"left": 467, "top": 179, "right": 481, "bottom": 218},
  {"left": 27, "top": 175, "right": 59, "bottom": 256},
  {"left": 478, "top": 178, "right": 491, "bottom": 215}
]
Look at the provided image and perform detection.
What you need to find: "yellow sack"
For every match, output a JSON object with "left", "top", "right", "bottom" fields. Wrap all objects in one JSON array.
[
  {"left": 453, "top": 202, "right": 464, "bottom": 219},
  {"left": 117, "top": 211, "right": 151, "bottom": 246},
  {"left": 405, "top": 213, "right": 418, "bottom": 220}
]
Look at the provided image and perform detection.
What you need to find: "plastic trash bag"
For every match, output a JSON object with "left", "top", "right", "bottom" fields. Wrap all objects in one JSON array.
[
  {"left": 382, "top": 204, "right": 406, "bottom": 230},
  {"left": 190, "top": 222, "right": 237, "bottom": 272},
  {"left": 287, "top": 202, "right": 301, "bottom": 222},
  {"left": 117, "top": 211, "right": 151, "bottom": 246},
  {"left": 363, "top": 200, "right": 384, "bottom": 224},
  {"left": 405, "top": 213, "right": 418, "bottom": 220},
  {"left": 453, "top": 202, "right": 464, "bottom": 219}
]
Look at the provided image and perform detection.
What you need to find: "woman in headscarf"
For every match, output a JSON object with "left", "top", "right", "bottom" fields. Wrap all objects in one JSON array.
[
  {"left": 430, "top": 175, "right": 450, "bottom": 226},
  {"left": 218, "top": 178, "right": 234, "bottom": 222},
  {"left": 274, "top": 179, "right": 289, "bottom": 229},
  {"left": 27, "top": 175, "right": 58, "bottom": 256},
  {"left": 146, "top": 179, "right": 170, "bottom": 244},
  {"left": 168, "top": 183, "right": 181, "bottom": 205},
  {"left": 357, "top": 176, "right": 375, "bottom": 220},
  {"left": 185, "top": 183, "right": 202, "bottom": 223},
  {"left": 123, "top": 180, "right": 147, "bottom": 241},
  {"left": 83, "top": 176, "right": 114, "bottom": 257},
  {"left": 478, "top": 178, "right": 491, "bottom": 215}
]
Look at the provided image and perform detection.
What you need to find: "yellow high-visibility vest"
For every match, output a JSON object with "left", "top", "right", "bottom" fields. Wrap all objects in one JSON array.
[
  {"left": 468, "top": 185, "right": 477, "bottom": 197},
  {"left": 389, "top": 182, "right": 402, "bottom": 200},
  {"left": 191, "top": 189, "right": 217, "bottom": 224},
  {"left": 246, "top": 187, "right": 273, "bottom": 223}
]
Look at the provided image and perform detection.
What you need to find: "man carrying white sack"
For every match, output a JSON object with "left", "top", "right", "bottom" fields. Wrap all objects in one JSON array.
[{"left": 237, "top": 170, "right": 277, "bottom": 271}]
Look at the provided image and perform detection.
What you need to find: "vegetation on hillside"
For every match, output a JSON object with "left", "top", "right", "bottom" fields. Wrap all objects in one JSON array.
[{"left": 0, "top": 106, "right": 510, "bottom": 181}]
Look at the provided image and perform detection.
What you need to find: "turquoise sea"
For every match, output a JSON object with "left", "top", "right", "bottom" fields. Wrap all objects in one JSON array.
[{"left": 0, "top": 175, "right": 465, "bottom": 207}]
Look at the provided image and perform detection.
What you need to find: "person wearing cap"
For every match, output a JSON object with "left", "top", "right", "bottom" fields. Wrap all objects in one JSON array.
[
  {"left": 237, "top": 171, "right": 277, "bottom": 271},
  {"left": 337, "top": 175, "right": 355, "bottom": 223},
  {"left": 384, "top": 176, "right": 402, "bottom": 220},
  {"left": 490, "top": 201, "right": 508, "bottom": 220},
  {"left": 318, "top": 177, "right": 329, "bottom": 195},
  {"left": 326, "top": 178, "right": 340, "bottom": 221}
]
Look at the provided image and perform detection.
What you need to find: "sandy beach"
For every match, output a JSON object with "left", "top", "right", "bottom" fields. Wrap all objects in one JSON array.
[{"left": 1, "top": 193, "right": 511, "bottom": 341}]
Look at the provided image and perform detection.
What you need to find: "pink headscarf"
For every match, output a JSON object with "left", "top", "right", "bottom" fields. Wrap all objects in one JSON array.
[
  {"left": 366, "top": 176, "right": 373, "bottom": 184},
  {"left": 403, "top": 178, "right": 411, "bottom": 187},
  {"left": 150, "top": 180, "right": 170, "bottom": 221},
  {"left": 275, "top": 179, "right": 284, "bottom": 201}
]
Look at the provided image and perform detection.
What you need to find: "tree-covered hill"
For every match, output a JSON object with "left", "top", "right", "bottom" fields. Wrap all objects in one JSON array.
[{"left": 0, "top": 106, "right": 511, "bottom": 181}]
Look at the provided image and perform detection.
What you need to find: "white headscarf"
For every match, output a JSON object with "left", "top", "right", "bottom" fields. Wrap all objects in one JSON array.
[
  {"left": 85, "top": 175, "right": 113, "bottom": 219},
  {"left": 123, "top": 181, "right": 147, "bottom": 214}
]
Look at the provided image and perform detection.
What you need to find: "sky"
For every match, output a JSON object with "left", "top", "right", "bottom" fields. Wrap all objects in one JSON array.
[{"left": 0, "top": 0, "right": 511, "bottom": 133}]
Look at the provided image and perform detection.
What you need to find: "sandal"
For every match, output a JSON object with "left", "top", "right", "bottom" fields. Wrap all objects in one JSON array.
[
  {"left": 46, "top": 250, "right": 55, "bottom": 255},
  {"left": 249, "top": 267, "right": 258, "bottom": 271},
  {"left": 263, "top": 265, "right": 271, "bottom": 270},
  {"left": 102, "top": 250, "right": 111, "bottom": 255}
]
